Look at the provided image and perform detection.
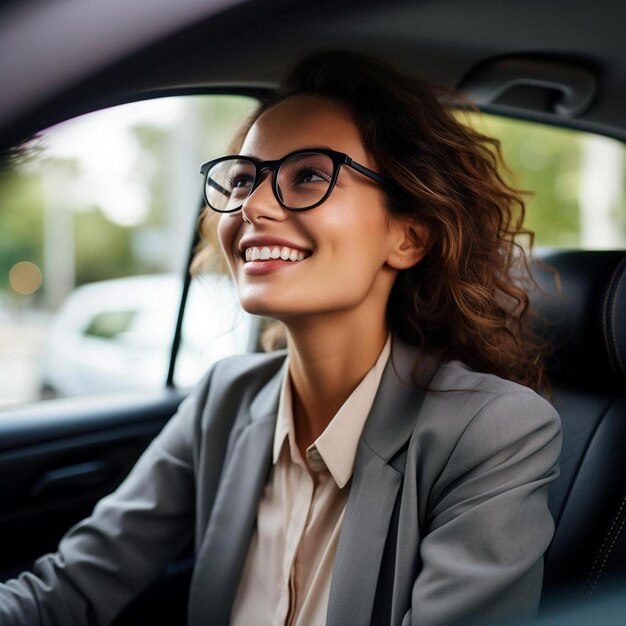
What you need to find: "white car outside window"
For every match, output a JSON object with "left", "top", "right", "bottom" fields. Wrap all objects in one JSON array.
[{"left": 39, "top": 273, "right": 255, "bottom": 397}]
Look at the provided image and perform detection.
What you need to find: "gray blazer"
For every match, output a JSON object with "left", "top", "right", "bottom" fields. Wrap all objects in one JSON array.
[{"left": 0, "top": 338, "right": 561, "bottom": 626}]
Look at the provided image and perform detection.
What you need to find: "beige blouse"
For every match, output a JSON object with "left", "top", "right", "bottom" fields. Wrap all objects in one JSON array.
[{"left": 230, "top": 337, "right": 391, "bottom": 626}]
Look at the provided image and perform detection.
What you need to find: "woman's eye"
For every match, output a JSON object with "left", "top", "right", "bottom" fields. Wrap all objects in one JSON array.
[
  {"left": 295, "top": 167, "right": 330, "bottom": 184},
  {"left": 229, "top": 175, "right": 253, "bottom": 191}
]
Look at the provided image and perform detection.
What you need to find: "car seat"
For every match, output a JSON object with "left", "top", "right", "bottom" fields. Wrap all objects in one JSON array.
[{"left": 532, "top": 250, "right": 626, "bottom": 607}]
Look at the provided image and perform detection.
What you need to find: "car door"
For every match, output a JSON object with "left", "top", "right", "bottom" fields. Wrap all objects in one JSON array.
[{"left": 0, "top": 93, "right": 261, "bottom": 625}]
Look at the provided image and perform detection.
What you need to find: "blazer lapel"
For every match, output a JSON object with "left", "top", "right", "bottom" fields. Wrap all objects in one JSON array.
[
  {"left": 187, "top": 362, "right": 286, "bottom": 626},
  {"left": 326, "top": 339, "right": 439, "bottom": 626},
  {"left": 326, "top": 446, "right": 403, "bottom": 626}
]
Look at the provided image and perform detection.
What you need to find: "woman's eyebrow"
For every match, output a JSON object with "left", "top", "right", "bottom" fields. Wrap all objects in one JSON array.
[{"left": 240, "top": 146, "right": 337, "bottom": 160}]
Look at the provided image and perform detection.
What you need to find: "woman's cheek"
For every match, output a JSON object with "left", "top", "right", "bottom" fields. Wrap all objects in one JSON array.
[{"left": 216, "top": 216, "right": 237, "bottom": 267}]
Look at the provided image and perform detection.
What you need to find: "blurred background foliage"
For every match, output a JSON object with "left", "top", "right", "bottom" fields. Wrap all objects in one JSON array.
[
  {"left": 0, "top": 96, "right": 255, "bottom": 302},
  {"left": 475, "top": 114, "right": 583, "bottom": 247},
  {"left": 0, "top": 166, "right": 44, "bottom": 291}
]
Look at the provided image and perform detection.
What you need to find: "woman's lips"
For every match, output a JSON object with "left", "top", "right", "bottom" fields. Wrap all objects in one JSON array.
[
  {"left": 243, "top": 257, "right": 308, "bottom": 275},
  {"left": 238, "top": 241, "right": 312, "bottom": 275}
]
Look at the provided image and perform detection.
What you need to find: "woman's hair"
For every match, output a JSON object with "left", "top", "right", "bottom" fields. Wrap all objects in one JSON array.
[{"left": 195, "top": 50, "right": 549, "bottom": 390}]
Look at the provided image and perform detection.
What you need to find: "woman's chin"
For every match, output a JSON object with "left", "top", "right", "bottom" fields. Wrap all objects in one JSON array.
[{"left": 238, "top": 296, "right": 295, "bottom": 319}]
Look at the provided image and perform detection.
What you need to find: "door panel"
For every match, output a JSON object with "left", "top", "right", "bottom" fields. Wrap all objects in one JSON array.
[{"left": 0, "top": 389, "right": 190, "bottom": 624}]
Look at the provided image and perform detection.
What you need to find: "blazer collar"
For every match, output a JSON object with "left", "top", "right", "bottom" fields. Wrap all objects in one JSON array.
[
  {"left": 248, "top": 336, "right": 436, "bottom": 448},
  {"left": 249, "top": 354, "right": 288, "bottom": 421},
  {"left": 360, "top": 336, "right": 440, "bottom": 462}
]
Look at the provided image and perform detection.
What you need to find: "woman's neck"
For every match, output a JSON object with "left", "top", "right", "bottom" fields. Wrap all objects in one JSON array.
[{"left": 284, "top": 312, "right": 389, "bottom": 456}]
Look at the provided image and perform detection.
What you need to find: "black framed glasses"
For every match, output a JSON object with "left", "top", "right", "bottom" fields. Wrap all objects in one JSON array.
[{"left": 199, "top": 148, "right": 387, "bottom": 213}]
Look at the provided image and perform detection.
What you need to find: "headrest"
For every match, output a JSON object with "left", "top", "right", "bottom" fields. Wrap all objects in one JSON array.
[{"left": 531, "top": 250, "right": 626, "bottom": 393}]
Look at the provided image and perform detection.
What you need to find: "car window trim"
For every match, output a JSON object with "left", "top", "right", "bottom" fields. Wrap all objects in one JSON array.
[{"left": 164, "top": 88, "right": 271, "bottom": 389}]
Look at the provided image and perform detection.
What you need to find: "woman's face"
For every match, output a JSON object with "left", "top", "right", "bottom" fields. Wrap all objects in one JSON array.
[{"left": 217, "top": 94, "right": 413, "bottom": 323}]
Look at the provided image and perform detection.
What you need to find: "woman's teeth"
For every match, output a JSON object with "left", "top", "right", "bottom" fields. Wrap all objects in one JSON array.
[{"left": 245, "top": 246, "right": 307, "bottom": 262}]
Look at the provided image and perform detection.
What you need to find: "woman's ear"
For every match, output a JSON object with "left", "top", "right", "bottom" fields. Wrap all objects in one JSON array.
[{"left": 386, "top": 218, "right": 430, "bottom": 270}]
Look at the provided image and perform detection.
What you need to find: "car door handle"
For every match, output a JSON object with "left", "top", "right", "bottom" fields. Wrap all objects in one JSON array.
[{"left": 29, "top": 461, "right": 111, "bottom": 500}]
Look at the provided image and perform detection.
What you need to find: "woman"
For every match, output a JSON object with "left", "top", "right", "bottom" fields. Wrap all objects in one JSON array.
[{"left": 0, "top": 51, "right": 561, "bottom": 626}]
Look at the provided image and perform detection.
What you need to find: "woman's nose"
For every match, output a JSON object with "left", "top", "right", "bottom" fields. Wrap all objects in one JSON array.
[{"left": 240, "top": 172, "right": 288, "bottom": 223}]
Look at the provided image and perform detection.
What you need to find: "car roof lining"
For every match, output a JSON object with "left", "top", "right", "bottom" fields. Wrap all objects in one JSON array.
[{"left": 1, "top": 0, "right": 626, "bottom": 151}]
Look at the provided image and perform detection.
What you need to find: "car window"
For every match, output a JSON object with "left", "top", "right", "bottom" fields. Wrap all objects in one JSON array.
[
  {"left": 0, "top": 95, "right": 258, "bottom": 409},
  {"left": 5, "top": 102, "right": 624, "bottom": 409},
  {"left": 464, "top": 112, "right": 626, "bottom": 249}
]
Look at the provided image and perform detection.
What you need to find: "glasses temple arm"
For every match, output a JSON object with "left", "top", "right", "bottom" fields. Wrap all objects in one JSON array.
[
  {"left": 206, "top": 177, "right": 231, "bottom": 198},
  {"left": 347, "top": 159, "right": 387, "bottom": 185}
]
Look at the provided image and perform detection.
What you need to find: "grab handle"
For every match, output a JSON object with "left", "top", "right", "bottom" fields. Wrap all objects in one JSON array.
[{"left": 460, "top": 57, "right": 597, "bottom": 117}]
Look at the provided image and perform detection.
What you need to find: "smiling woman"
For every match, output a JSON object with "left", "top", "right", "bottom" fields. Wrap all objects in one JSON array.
[
  {"left": 0, "top": 51, "right": 561, "bottom": 626},
  {"left": 215, "top": 94, "right": 416, "bottom": 332}
]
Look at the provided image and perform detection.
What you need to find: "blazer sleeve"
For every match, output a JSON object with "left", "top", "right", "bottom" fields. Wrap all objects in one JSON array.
[
  {"left": 0, "top": 374, "right": 210, "bottom": 626},
  {"left": 407, "top": 390, "right": 562, "bottom": 626}
]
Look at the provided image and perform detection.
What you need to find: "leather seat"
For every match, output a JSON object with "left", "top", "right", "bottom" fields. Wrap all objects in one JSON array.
[{"left": 531, "top": 250, "right": 626, "bottom": 606}]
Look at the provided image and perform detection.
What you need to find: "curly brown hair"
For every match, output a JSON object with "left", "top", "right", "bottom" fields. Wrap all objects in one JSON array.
[{"left": 196, "top": 50, "right": 549, "bottom": 390}]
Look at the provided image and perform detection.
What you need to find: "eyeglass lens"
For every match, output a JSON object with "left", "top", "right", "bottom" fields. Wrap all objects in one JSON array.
[{"left": 205, "top": 152, "right": 335, "bottom": 212}]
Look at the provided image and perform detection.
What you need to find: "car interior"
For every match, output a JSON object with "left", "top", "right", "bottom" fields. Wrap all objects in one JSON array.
[{"left": 1, "top": 0, "right": 625, "bottom": 623}]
